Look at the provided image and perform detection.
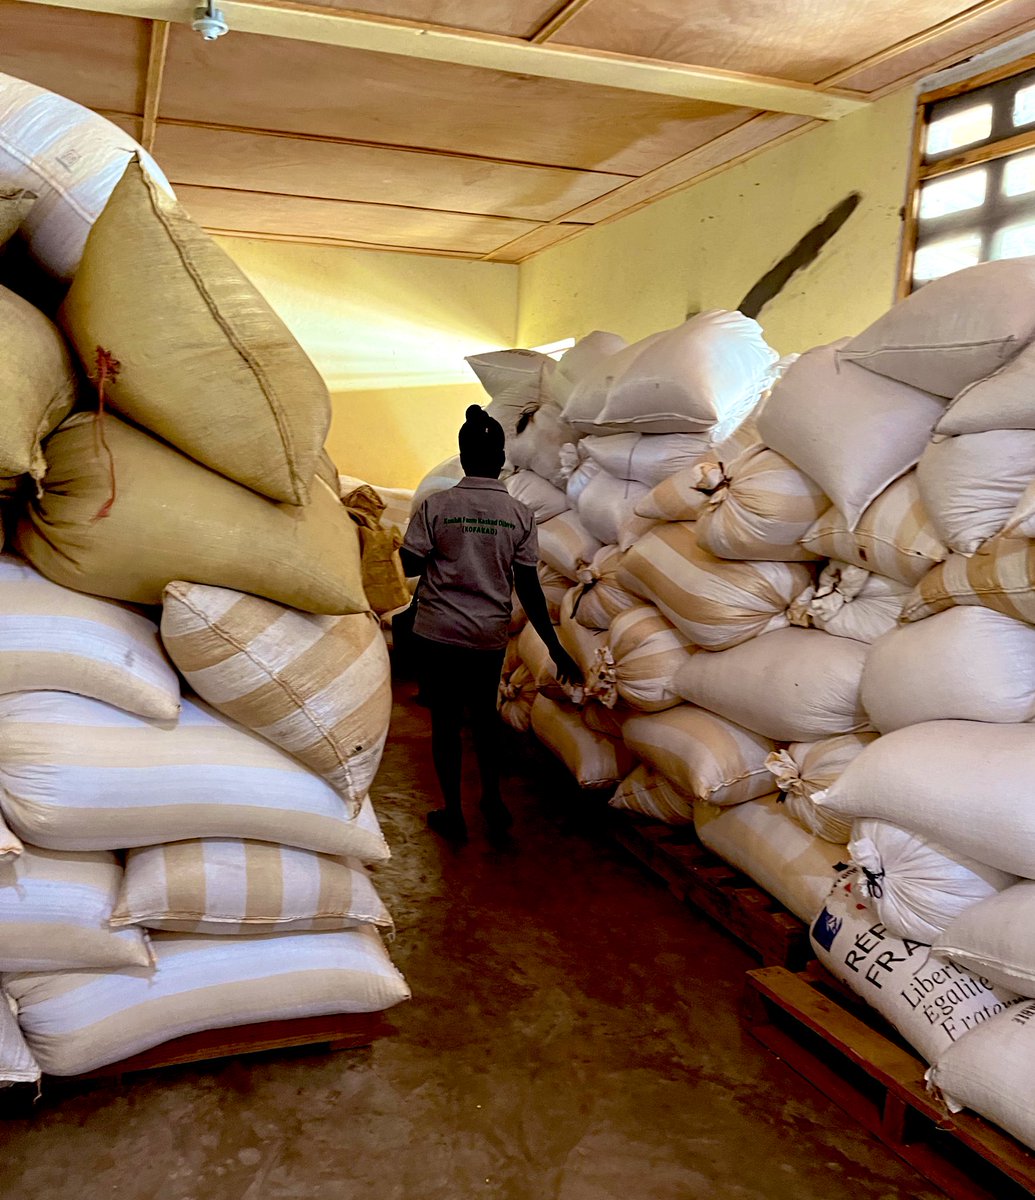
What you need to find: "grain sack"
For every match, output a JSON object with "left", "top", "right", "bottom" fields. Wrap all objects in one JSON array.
[
  {"left": 928, "top": 1000, "right": 1035, "bottom": 1153},
  {"left": 862, "top": 608, "right": 1035, "bottom": 731},
  {"left": 617, "top": 521, "right": 812, "bottom": 650},
  {"left": 0, "top": 284, "right": 76, "bottom": 480},
  {"left": 0, "top": 73, "right": 173, "bottom": 281},
  {"left": 539, "top": 563, "right": 570, "bottom": 623},
  {"left": 0, "top": 846, "right": 151, "bottom": 971},
  {"left": 838, "top": 257, "right": 1035, "bottom": 397},
  {"left": 765, "top": 735, "right": 877, "bottom": 844},
  {"left": 508, "top": 404, "right": 575, "bottom": 490},
  {"left": 757, "top": 341, "right": 945, "bottom": 527},
  {"left": 571, "top": 546, "right": 640, "bottom": 631},
  {"left": 788, "top": 562, "right": 909, "bottom": 644},
  {"left": 609, "top": 763, "right": 695, "bottom": 825},
  {"left": 112, "top": 841, "right": 392, "bottom": 935},
  {"left": 0, "top": 992, "right": 38, "bottom": 1087},
  {"left": 673, "top": 627, "right": 868, "bottom": 741},
  {"left": 548, "top": 331, "right": 626, "bottom": 409},
  {"left": 466, "top": 348, "right": 552, "bottom": 440},
  {"left": 694, "top": 444, "right": 828, "bottom": 561},
  {"left": 15, "top": 412, "right": 367, "bottom": 615},
  {"left": 580, "top": 698, "right": 628, "bottom": 740},
  {"left": 849, "top": 820, "right": 1017, "bottom": 944},
  {"left": 563, "top": 335, "right": 663, "bottom": 434},
  {"left": 576, "top": 467, "right": 649, "bottom": 547},
  {"left": 6, "top": 925, "right": 409, "bottom": 1076},
  {"left": 622, "top": 705, "right": 774, "bottom": 807},
  {"left": 800, "top": 471, "right": 947, "bottom": 586},
  {"left": 558, "top": 587, "right": 609, "bottom": 682},
  {"left": 411, "top": 454, "right": 463, "bottom": 512},
  {"left": 615, "top": 511, "right": 659, "bottom": 553},
  {"left": 530, "top": 694, "right": 633, "bottom": 789},
  {"left": 595, "top": 311, "right": 778, "bottom": 436},
  {"left": 935, "top": 338, "right": 1035, "bottom": 437},
  {"left": 580, "top": 432, "right": 714, "bottom": 487},
  {"left": 811, "top": 868, "right": 1019, "bottom": 1063},
  {"left": 0, "top": 554, "right": 180, "bottom": 719},
  {"left": 0, "top": 692, "right": 391, "bottom": 857},
  {"left": 695, "top": 795, "right": 846, "bottom": 923},
  {"left": 506, "top": 469, "right": 568, "bottom": 524},
  {"left": 60, "top": 159, "right": 329, "bottom": 505},
  {"left": 934, "top": 882, "right": 1035, "bottom": 997},
  {"left": 498, "top": 652, "right": 536, "bottom": 733},
  {"left": 916, "top": 430, "right": 1035, "bottom": 555},
  {"left": 634, "top": 461, "right": 722, "bottom": 522},
  {"left": 1003, "top": 475, "right": 1035, "bottom": 538},
  {"left": 339, "top": 476, "right": 413, "bottom": 536},
  {"left": 0, "top": 810, "right": 21, "bottom": 861},
  {"left": 902, "top": 537, "right": 1035, "bottom": 626},
  {"left": 564, "top": 452, "right": 599, "bottom": 507},
  {"left": 537, "top": 509, "right": 602, "bottom": 581},
  {"left": 813, "top": 721, "right": 1035, "bottom": 879},
  {"left": 353, "top": 522, "right": 409, "bottom": 616},
  {"left": 605, "top": 605, "right": 694, "bottom": 712},
  {"left": 517, "top": 621, "right": 569, "bottom": 703},
  {"left": 161, "top": 586, "right": 390, "bottom": 809}
]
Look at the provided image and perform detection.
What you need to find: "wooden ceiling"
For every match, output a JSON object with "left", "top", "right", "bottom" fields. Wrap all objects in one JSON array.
[{"left": 4, "top": 0, "right": 1035, "bottom": 261}]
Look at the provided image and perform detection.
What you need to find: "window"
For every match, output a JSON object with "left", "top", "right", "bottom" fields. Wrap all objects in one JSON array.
[{"left": 901, "top": 57, "right": 1035, "bottom": 296}]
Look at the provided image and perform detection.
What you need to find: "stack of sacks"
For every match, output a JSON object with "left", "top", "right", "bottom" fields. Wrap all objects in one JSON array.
[{"left": 0, "top": 100, "right": 408, "bottom": 1076}]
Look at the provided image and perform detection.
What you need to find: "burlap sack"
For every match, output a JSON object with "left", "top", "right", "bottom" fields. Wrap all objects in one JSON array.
[
  {"left": 59, "top": 158, "right": 329, "bottom": 505},
  {"left": 15, "top": 412, "right": 367, "bottom": 614}
]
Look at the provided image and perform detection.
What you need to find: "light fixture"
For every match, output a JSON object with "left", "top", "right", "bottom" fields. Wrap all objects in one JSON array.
[{"left": 192, "top": 0, "right": 229, "bottom": 40}]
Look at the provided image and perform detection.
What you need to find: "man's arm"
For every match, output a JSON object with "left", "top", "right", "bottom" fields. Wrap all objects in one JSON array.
[
  {"left": 399, "top": 547, "right": 426, "bottom": 579},
  {"left": 513, "top": 563, "right": 582, "bottom": 685}
]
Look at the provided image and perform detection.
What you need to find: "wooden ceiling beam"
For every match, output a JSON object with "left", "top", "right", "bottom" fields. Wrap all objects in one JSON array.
[
  {"left": 529, "top": 0, "right": 597, "bottom": 45},
  {"left": 16, "top": 0, "right": 868, "bottom": 120},
  {"left": 141, "top": 19, "right": 170, "bottom": 151}
]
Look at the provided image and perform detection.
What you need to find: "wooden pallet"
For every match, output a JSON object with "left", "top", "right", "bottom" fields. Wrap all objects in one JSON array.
[
  {"left": 745, "top": 963, "right": 1035, "bottom": 1200},
  {"left": 608, "top": 811, "right": 811, "bottom": 969}
]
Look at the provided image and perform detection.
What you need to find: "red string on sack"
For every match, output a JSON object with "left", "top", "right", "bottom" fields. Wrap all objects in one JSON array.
[{"left": 91, "top": 346, "right": 120, "bottom": 522}]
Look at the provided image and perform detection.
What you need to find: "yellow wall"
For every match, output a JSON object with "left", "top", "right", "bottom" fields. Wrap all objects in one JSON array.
[
  {"left": 215, "top": 238, "right": 518, "bottom": 488},
  {"left": 518, "top": 88, "right": 917, "bottom": 357}
]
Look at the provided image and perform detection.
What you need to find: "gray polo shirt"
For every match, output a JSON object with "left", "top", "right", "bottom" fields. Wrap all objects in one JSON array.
[{"left": 403, "top": 476, "right": 538, "bottom": 650}]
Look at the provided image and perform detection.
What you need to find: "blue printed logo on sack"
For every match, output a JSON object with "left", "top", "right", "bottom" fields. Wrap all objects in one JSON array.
[{"left": 812, "top": 907, "right": 842, "bottom": 952}]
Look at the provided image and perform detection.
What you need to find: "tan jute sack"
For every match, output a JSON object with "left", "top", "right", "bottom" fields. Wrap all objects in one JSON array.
[
  {"left": 15, "top": 412, "right": 367, "bottom": 614},
  {"left": 59, "top": 158, "right": 330, "bottom": 505}
]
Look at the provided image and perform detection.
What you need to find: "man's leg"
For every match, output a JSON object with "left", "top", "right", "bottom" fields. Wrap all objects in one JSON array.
[
  {"left": 417, "top": 637, "right": 468, "bottom": 841},
  {"left": 469, "top": 646, "right": 509, "bottom": 833}
]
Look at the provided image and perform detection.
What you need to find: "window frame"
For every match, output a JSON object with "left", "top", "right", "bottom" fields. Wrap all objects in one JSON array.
[{"left": 898, "top": 50, "right": 1035, "bottom": 300}]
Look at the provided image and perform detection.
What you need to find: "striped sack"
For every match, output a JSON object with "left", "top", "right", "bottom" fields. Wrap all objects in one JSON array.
[
  {"left": 634, "top": 462, "right": 721, "bottom": 522},
  {"left": 571, "top": 546, "right": 641, "bottom": 632},
  {"left": 605, "top": 605, "right": 694, "bottom": 712},
  {"left": 530, "top": 694, "right": 634, "bottom": 789},
  {"left": 0, "top": 553, "right": 180, "bottom": 719},
  {"left": 609, "top": 763, "right": 695, "bottom": 825},
  {"left": 0, "top": 845, "right": 151, "bottom": 971},
  {"left": 0, "top": 809, "right": 21, "bottom": 861},
  {"left": 903, "top": 537, "right": 1035, "bottom": 626},
  {"left": 800, "top": 471, "right": 947, "bottom": 585},
  {"left": 764, "top": 734, "right": 878, "bottom": 844},
  {"left": 498, "top": 651, "right": 536, "bottom": 734},
  {"left": 161, "top": 584, "right": 391, "bottom": 809},
  {"left": 621, "top": 704, "right": 775, "bottom": 806},
  {"left": 0, "top": 691, "right": 390, "bottom": 858},
  {"left": 788, "top": 562, "right": 910, "bottom": 644},
  {"left": 5, "top": 926, "right": 410, "bottom": 1076},
  {"left": 537, "top": 509, "right": 602, "bottom": 581},
  {"left": 617, "top": 521, "right": 812, "bottom": 650},
  {"left": 694, "top": 444, "right": 828, "bottom": 562},
  {"left": 112, "top": 840, "right": 392, "bottom": 936},
  {"left": 0, "top": 990, "right": 39, "bottom": 1086}
]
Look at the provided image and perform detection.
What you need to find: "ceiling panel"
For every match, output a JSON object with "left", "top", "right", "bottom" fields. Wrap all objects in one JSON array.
[
  {"left": 160, "top": 25, "right": 754, "bottom": 175},
  {"left": 549, "top": 0, "right": 980, "bottom": 86},
  {"left": 152, "top": 123, "right": 630, "bottom": 221},
  {"left": 176, "top": 185, "right": 541, "bottom": 254},
  {"left": 244, "top": 0, "right": 563, "bottom": 39},
  {"left": 0, "top": 0, "right": 147, "bottom": 113}
]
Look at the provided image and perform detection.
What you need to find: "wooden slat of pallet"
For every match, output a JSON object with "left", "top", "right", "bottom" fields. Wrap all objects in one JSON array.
[
  {"left": 77, "top": 1010, "right": 392, "bottom": 1079},
  {"left": 745, "top": 965, "right": 1035, "bottom": 1200},
  {"left": 609, "top": 812, "right": 811, "bottom": 970}
]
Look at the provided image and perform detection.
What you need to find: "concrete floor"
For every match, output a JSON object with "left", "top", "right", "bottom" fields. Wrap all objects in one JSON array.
[{"left": 0, "top": 685, "right": 942, "bottom": 1200}]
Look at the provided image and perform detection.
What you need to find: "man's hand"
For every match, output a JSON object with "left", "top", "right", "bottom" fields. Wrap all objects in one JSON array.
[{"left": 551, "top": 646, "right": 583, "bottom": 687}]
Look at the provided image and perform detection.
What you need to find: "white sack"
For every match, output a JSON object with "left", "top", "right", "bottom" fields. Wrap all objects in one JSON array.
[
  {"left": 411, "top": 454, "right": 463, "bottom": 514},
  {"left": 695, "top": 794, "right": 847, "bottom": 923},
  {"left": 506, "top": 470, "right": 569, "bottom": 524},
  {"left": 563, "top": 336, "right": 661, "bottom": 434},
  {"left": 916, "top": 429, "right": 1035, "bottom": 555},
  {"left": 564, "top": 452, "right": 599, "bottom": 507},
  {"left": 694, "top": 443, "right": 828, "bottom": 561},
  {"left": 838, "top": 256, "right": 1035, "bottom": 397},
  {"left": 673, "top": 626, "right": 869, "bottom": 742},
  {"left": 764, "top": 733, "right": 877, "bottom": 844},
  {"left": 576, "top": 467, "right": 649, "bottom": 547},
  {"left": 814, "top": 721, "right": 1035, "bottom": 879},
  {"left": 465, "top": 348, "right": 552, "bottom": 440},
  {"left": 862, "top": 607, "right": 1035, "bottom": 731},
  {"left": 811, "top": 868, "right": 1020, "bottom": 1064},
  {"left": 581, "top": 431, "right": 714, "bottom": 487},
  {"left": 508, "top": 404, "right": 576, "bottom": 490},
  {"left": 935, "top": 881, "right": 1035, "bottom": 998},
  {"left": 537, "top": 509, "right": 602, "bottom": 581},
  {"left": 547, "top": 331, "right": 626, "bottom": 409},
  {"left": 758, "top": 341, "right": 944, "bottom": 527},
  {"left": 849, "top": 820, "right": 1017, "bottom": 944},
  {"left": 936, "top": 337, "right": 1035, "bottom": 437},
  {"left": 788, "top": 562, "right": 909, "bottom": 644}
]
